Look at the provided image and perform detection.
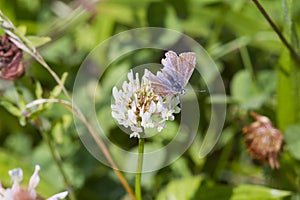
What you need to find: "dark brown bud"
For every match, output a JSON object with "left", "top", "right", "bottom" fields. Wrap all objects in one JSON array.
[
  {"left": 242, "top": 111, "right": 283, "bottom": 169},
  {"left": 0, "top": 34, "right": 25, "bottom": 80}
]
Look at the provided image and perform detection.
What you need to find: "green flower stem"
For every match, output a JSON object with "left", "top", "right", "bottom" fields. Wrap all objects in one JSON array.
[
  {"left": 36, "top": 120, "right": 77, "bottom": 200},
  {"left": 135, "top": 138, "right": 145, "bottom": 200}
]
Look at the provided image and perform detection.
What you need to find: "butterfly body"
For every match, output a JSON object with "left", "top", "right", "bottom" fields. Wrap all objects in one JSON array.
[{"left": 145, "top": 51, "right": 196, "bottom": 96}]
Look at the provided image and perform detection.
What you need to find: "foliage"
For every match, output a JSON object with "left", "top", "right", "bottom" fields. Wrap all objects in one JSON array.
[{"left": 0, "top": 0, "right": 300, "bottom": 199}]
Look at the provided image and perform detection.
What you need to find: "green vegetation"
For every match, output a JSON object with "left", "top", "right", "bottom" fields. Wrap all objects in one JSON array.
[{"left": 0, "top": 0, "right": 300, "bottom": 199}]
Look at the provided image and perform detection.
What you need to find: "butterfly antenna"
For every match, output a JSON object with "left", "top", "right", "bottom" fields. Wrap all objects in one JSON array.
[{"left": 185, "top": 89, "right": 206, "bottom": 93}]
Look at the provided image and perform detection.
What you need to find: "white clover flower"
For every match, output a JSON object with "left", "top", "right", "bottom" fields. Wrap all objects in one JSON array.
[
  {"left": 0, "top": 165, "right": 68, "bottom": 200},
  {"left": 111, "top": 70, "right": 180, "bottom": 138}
]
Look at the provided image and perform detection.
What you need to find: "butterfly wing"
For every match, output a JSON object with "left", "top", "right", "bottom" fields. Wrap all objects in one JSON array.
[
  {"left": 178, "top": 52, "right": 197, "bottom": 86},
  {"left": 145, "top": 51, "right": 197, "bottom": 96},
  {"left": 161, "top": 51, "right": 184, "bottom": 88},
  {"left": 161, "top": 51, "right": 196, "bottom": 89},
  {"left": 144, "top": 69, "right": 178, "bottom": 96}
]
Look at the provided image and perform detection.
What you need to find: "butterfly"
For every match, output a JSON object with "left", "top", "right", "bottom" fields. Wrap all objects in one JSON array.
[{"left": 145, "top": 50, "right": 196, "bottom": 96}]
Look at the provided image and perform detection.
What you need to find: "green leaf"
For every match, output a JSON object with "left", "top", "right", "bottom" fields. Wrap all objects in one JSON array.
[
  {"left": 0, "top": 100, "right": 21, "bottom": 117},
  {"left": 277, "top": 49, "right": 297, "bottom": 129},
  {"left": 99, "top": 3, "right": 136, "bottom": 26},
  {"left": 75, "top": 13, "right": 114, "bottom": 51},
  {"left": 26, "top": 35, "right": 51, "bottom": 48},
  {"left": 35, "top": 81, "right": 43, "bottom": 99},
  {"left": 215, "top": 127, "right": 235, "bottom": 150},
  {"left": 50, "top": 72, "right": 68, "bottom": 98},
  {"left": 189, "top": 134, "right": 206, "bottom": 167},
  {"left": 231, "top": 70, "right": 276, "bottom": 110},
  {"left": 156, "top": 176, "right": 202, "bottom": 200},
  {"left": 19, "top": 116, "right": 27, "bottom": 126},
  {"left": 17, "top": 25, "right": 27, "bottom": 35},
  {"left": 4, "top": 133, "right": 32, "bottom": 156},
  {"left": 147, "top": 2, "right": 168, "bottom": 27},
  {"left": 17, "top": 0, "right": 40, "bottom": 12},
  {"left": 231, "top": 70, "right": 262, "bottom": 109},
  {"left": 282, "top": 0, "right": 293, "bottom": 36},
  {"left": 170, "top": 157, "right": 192, "bottom": 178},
  {"left": 285, "top": 125, "right": 300, "bottom": 160},
  {"left": 231, "top": 184, "right": 291, "bottom": 200},
  {"left": 41, "top": 38, "right": 80, "bottom": 66},
  {"left": 194, "top": 185, "right": 233, "bottom": 200},
  {"left": 24, "top": 107, "right": 47, "bottom": 120}
]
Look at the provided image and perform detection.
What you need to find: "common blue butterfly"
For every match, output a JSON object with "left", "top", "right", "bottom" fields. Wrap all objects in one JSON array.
[{"left": 145, "top": 51, "right": 196, "bottom": 96}]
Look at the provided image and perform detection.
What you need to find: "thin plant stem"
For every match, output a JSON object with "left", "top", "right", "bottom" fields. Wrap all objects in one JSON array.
[
  {"left": 0, "top": 10, "right": 135, "bottom": 199},
  {"left": 252, "top": 0, "right": 300, "bottom": 66},
  {"left": 34, "top": 119, "right": 77, "bottom": 200},
  {"left": 135, "top": 138, "right": 145, "bottom": 200}
]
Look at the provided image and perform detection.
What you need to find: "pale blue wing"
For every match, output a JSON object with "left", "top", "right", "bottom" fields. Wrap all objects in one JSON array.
[
  {"left": 161, "top": 51, "right": 196, "bottom": 89},
  {"left": 145, "top": 51, "right": 196, "bottom": 96},
  {"left": 178, "top": 52, "right": 196, "bottom": 86},
  {"left": 161, "top": 51, "right": 184, "bottom": 87},
  {"left": 144, "top": 69, "right": 179, "bottom": 96}
]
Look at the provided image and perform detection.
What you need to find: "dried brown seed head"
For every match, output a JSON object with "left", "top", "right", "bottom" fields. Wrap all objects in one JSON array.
[
  {"left": 0, "top": 34, "right": 26, "bottom": 80},
  {"left": 243, "top": 111, "right": 283, "bottom": 169}
]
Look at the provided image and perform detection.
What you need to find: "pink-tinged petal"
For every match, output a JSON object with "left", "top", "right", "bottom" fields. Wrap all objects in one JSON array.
[
  {"left": 47, "top": 191, "right": 68, "bottom": 200},
  {"left": 28, "top": 165, "right": 40, "bottom": 190}
]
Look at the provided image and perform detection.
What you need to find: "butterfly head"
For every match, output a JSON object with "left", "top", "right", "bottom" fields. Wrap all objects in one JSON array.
[{"left": 180, "top": 89, "right": 185, "bottom": 95}]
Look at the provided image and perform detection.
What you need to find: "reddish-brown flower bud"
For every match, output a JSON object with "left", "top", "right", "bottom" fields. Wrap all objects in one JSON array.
[
  {"left": 0, "top": 34, "right": 25, "bottom": 80},
  {"left": 242, "top": 111, "right": 283, "bottom": 169}
]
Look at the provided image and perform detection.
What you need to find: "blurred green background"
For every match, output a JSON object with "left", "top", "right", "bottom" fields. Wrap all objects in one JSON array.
[{"left": 1, "top": 0, "right": 300, "bottom": 199}]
